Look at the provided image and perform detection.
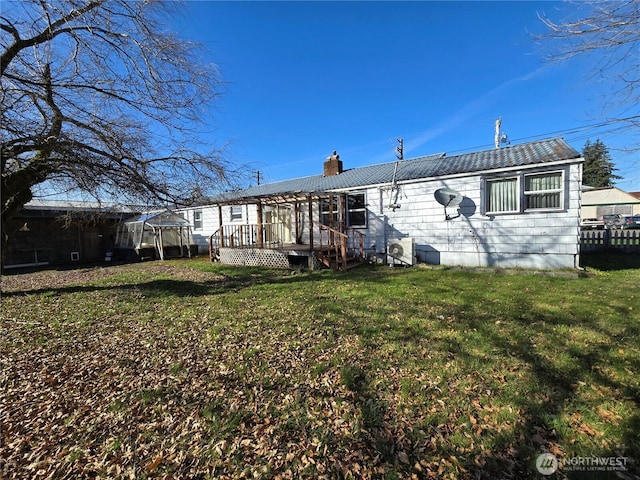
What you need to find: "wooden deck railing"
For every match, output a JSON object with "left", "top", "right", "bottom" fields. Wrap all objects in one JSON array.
[
  {"left": 209, "top": 223, "right": 290, "bottom": 253},
  {"left": 209, "top": 220, "right": 366, "bottom": 269}
]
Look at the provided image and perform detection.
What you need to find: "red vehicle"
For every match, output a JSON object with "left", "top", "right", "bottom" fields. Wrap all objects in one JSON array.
[{"left": 623, "top": 215, "right": 640, "bottom": 229}]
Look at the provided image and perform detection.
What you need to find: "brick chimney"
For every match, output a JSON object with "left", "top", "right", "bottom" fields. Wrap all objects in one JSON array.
[{"left": 323, "top": 151, "right": 343, "bottom": 176}]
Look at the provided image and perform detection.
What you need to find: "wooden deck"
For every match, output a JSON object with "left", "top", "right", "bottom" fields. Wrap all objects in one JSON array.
[{"left": 210, "top": 221, "right": 365, "bottom": 271}]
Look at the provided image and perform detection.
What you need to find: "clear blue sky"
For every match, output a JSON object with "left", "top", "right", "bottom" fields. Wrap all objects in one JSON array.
[{"left": 175, "top": 1, "right": 639, "bottom": 191}]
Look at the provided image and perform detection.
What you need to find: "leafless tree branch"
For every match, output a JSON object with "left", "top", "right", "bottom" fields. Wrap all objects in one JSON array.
[
  {"left": 534, "top": 0, "right": 640, "bottom": 138},
  {"left": 2, "top": 0, "right": 244, "bottom": 262}
]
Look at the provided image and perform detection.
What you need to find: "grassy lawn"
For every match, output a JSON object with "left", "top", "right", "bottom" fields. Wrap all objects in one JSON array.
[{"left": 1, "top": 257, "right": 638, "bottom": 479}]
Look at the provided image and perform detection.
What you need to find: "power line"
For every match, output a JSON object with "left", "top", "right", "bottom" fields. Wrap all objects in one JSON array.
[
  {"left": 514, "top": 115, "right": 640, "bottom": 143},
  {"left": 446, "top": 115, "right": 640, "bottom": 155}
]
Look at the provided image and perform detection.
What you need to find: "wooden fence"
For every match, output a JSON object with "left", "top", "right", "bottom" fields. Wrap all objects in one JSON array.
[{"left": 581, "top": 229, "right": 640, "bottom": 252}]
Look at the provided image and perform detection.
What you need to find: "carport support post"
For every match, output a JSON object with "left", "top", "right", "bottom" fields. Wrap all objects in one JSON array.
[
  {"left": 179, "top": 226, "right": 191, "bottom": 258},
  {"left": 158, "top": 228, "right": 165, "bottom": 260}
]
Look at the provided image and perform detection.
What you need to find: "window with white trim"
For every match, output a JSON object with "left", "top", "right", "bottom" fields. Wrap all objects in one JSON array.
[
  {"left": 524, "top": 172, "right": 563, "bottom": 210},
  {"left": 193, "top": 210, "right": 203, "bottom": 230},
  {"left": 230, "top": 206, "right": 243, "bottom": 222},
  {"left": 347, "top": 192, "right": 367, "bottom": 228},
  {"left": 484, "top": 170, "right": 565, "bottom": 215}
]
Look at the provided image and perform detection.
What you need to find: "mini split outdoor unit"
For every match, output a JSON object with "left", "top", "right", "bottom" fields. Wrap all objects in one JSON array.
[{"left": 387, "top": 237, "right": 415, "bottom": 266}]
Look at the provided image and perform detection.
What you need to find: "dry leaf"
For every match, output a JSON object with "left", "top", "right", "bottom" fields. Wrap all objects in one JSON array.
[
  {"left": 532, "top": 433, "right": 546, "bottom": 445},
  {"left": 145, "top": 454, "right": 163, "bottom": 472},
  {"left": 398, "top": 451, "right": 410, "bottom": 464}
]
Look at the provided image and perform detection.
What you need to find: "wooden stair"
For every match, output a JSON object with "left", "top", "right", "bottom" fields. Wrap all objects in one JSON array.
[{"left": 315, "top": 246, "right": 363, "bottom": 271}]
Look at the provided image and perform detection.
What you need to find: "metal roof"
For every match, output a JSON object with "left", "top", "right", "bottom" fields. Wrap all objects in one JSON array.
[
  {"left": 212, "top": 137, "right": 581, "bottom": 205},
  {"left": 23, "top": 199, "right": 141, "bottom": 213},
  {"left": 125, "top": 210, "right": 191, "bottom": 227}
]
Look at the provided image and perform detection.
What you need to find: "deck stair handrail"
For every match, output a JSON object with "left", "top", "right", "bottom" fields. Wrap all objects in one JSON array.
[
  {"left": 208, "top": 227, "right": 221, "bottom": 261},
  {"left": 314, "top": 221, "right": 365, "bottom": 271},
  {"left": 325, "top": 220, "right": 365, "bottom": 259}
]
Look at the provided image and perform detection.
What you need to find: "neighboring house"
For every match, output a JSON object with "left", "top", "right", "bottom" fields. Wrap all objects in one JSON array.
[
  {"left": 3, "top": 200, "right": 139, "bottom": 269},
  {"left": 179, "top": 137, "right": 584, "bottom": 270},
  {"left": 581, "top": 187, "right": 640, "bottom": 219}
]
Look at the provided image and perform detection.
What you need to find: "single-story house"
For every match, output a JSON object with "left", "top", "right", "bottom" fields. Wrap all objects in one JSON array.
[
  {"left": 3, "top": 200, "right": 139, "bottom": 269},
  {"left": 581, "top": 187, "right": 640, "bottom": 219},
  {"left": 178, "top": 137, "right": 584, "bottom": 270}
]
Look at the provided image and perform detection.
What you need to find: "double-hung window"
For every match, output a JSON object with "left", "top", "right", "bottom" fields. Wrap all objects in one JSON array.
[
  {"left": 347, "top": 192, "right": 367, "bottom": 228},
  {"left": 524, "top": 172, "right": 563, "bottom": 210},
  {"left": 320, "top": 196, "right": 339, "bottom": 225},
  {"left": 484, "top": 170, "right": 565, "bottom": 215},
  {"left": 230, "top": 206, "right": 243, "bottom": 222},
  {"left": 320, "top": 193, "right": 367, "bottom": 227},
  {"left": 193, "top": 210, "right": 203, "bottom": 230}
]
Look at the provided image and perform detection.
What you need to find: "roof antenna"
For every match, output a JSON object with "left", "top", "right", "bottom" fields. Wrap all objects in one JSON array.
[
  {"left": 388, "top": 138, "right": 403, "bottom": 211},
  {"left": 395, "top": 138, "right": 403, "bottom": 160}
]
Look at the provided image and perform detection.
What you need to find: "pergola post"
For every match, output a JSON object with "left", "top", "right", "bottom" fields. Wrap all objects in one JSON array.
[
  {"left": 217, "top": 205, "right": 224, "bottom": 247},
  {"left": 294, "top": 202, "right": 300, "bottom": 244},
  {"left": 256, "top": 203, "right": 263, "bottom": 247},
  {"left": 308, "top": 195, "right": 314, "bottom": 251}
]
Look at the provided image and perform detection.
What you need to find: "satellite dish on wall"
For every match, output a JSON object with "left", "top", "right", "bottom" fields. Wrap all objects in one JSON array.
[
  {"left": 434, "top": 188, "right": 463, "bottom": 220},
  {"left": 434, "top": 188, "right": 463, "bottom": 207}
]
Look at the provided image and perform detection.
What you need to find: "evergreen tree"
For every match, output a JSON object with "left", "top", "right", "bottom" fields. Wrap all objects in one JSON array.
[{"left": 581, "top": 139, "right": 621, "bottom": 187}]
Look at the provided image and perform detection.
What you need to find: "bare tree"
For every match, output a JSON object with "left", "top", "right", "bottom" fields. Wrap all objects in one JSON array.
[
  {"left": 536, "top": 0, "right": 640, "bottom": 137},
  {"left": 1, "top": 0, "right": 236, "bottom": 262}
]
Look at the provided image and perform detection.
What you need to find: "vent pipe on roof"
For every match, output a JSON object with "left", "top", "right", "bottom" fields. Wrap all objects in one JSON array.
[{"left": 323, "top": 151, "right": 343, "bottom": 176}]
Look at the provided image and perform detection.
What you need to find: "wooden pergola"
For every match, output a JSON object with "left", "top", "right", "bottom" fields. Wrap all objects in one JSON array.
[
  {"left": 209, "top": 190, "right": 365, "bottom": 270},
  {"left": 213, "top": 190, "right": 338, "bottom": 250}
]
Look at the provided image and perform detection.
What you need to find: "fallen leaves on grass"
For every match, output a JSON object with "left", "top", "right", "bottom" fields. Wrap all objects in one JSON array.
[{"left": 1, "top": 261, "right": 637, "bottom": 479}]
